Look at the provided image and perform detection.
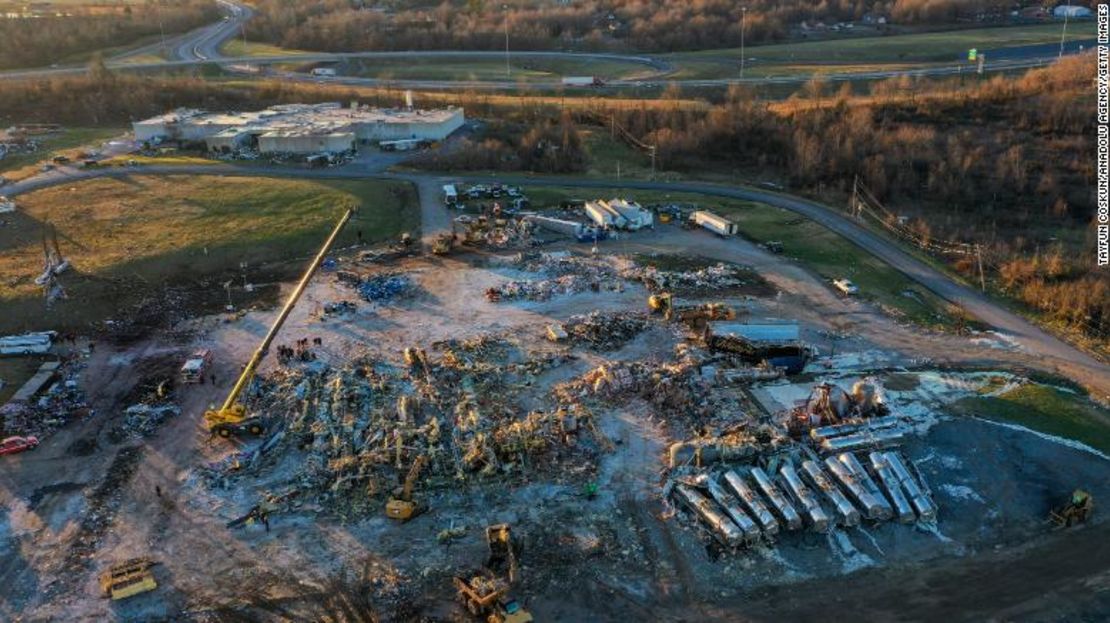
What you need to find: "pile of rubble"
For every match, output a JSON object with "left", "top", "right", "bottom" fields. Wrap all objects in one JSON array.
[
  {"left": 1, "top": 359, "right": 90, "bottom": 439},
  {"left": 351, "top": 273, "right": 413, "bottom": 302},
  {"left": 117, "top": 404, "right": 180, "bottom": 439},
  {"left": 562, "top": 311, "right": 648, "bottom": 350},
  {"left": 628, "top": 262, "right": 759, "bottom": 294},
  {"left": 487, "top": 275, "right": 624, "bottom": 302}
]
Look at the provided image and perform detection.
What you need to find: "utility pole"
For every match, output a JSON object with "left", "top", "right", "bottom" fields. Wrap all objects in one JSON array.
[
  {"left": 739, "top": 7, "right": 747, "bottom": 79},
  {"left": 850, "top": 175, "right": 860, "bottom": 219},
  {"left": 157, "top": 6, "right": 167, "bottom": 56},
  {"left": 976, "top": 244, "right": 986, "bottom": 292},
  {"left": 1058, "top": 2, "right": 1071, "bottom": 59},
  {"left": 503, "top": 4, "right": 511, "bottom": 78},
  {"left": 649, "top": 145, "right": 656, "bottom": 180}
]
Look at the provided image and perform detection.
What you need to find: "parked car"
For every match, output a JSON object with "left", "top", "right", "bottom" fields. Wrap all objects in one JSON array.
[
  {"left": 0, "top": 436, "right": 40, "bottom": 456},
  {"left": 833, "top": 278, "right": 859, "bottom": 295}
]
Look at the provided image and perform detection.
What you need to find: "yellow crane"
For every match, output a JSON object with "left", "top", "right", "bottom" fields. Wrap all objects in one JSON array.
[
  {"left": 386, "top": 454, "right": 428, "bottom": 521},
  {"left": 204, "top": 208, "right": 353, "bottom": 438}
]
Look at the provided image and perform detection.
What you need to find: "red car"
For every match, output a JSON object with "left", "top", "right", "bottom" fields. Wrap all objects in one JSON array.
[{"left": 0, "top": 436, "right": 39, "bottom": 456}]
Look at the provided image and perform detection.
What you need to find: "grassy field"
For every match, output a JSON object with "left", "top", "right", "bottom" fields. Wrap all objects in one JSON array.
[
  {"left": 344, "top": 56, "right": 656, "bottom": 83},
  {"left": 0, "top": 175, "right": 419, "bottom": 333},
  {"left": 101, "top": 154, "right": 220, "bottom": 166},
  {"left": 221, "top": 39, "right": 308, "bottom": 58},
  {"left": 0, "top": 127, "right": 127, "bottom": 181},
  {"left": 521, "top": 185, "right": 956, "bottom": 327},
  {"left": 677, "top": 22, "right": 1096, "bottom": 64},
  {"left": 953, "top": 383, "right": 1110, "bottom": 454}
]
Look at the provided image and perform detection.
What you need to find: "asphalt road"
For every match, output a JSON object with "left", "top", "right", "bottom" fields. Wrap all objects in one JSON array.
[{"left": 5, "top": 162, "right": 1107, "bottom": 398}]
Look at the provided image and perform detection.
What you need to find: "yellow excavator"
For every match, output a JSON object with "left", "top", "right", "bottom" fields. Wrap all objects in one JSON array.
[
  {"left": 386, "top": 454, "right": 428, "bottom": 521},
  {"left": 648, "top": 292, "right": 736, "bottom": 325},
  {"left": 1049, "top": 489, "right": 1093, "bottom": 528},
  {"left": 203, "top": 209, "right": 353, "bottom": 438}
]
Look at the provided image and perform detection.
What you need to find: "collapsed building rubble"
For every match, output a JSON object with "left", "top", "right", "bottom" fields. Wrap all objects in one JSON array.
[
  {"left": 197, "top": 336, "right": 611, "bottom": 520},
  {"left": 2, "top": 358, "right": 89, "bottom": 439},
  {"left": 342, "top": 272, "right": 414, "bottom": 302}
]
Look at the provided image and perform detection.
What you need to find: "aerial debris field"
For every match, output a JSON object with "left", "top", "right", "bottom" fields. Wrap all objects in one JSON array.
[{"left": 1, "top": 183, "right": 1108, "bottom": 622}]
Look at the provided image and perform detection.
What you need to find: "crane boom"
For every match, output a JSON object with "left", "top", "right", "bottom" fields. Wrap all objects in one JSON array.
[
  {"left": 401, "top": 454, "right": 428, "bottom": 502},
  {"left": 205, "top": 208, "right": 353, "bottom": 436}
]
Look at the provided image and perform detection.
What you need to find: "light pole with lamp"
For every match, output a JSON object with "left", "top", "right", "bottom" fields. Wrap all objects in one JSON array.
[
  {"left": 504, "top": 4, "right": 511, "bottom": 78},
  {"left": 740, "top": 7, "right": 747, "bottom": 79}
]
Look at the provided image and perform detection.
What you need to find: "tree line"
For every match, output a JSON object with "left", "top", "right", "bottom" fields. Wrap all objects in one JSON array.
[
  {"left": 243, "top": 0, "right": 1029, "bottom": 54},
  {"left": 0, "top": 0, "right": 219, "bottom": 70},
  {"left": 0, "top": 54, "right": 1101, "bottom": 349}
]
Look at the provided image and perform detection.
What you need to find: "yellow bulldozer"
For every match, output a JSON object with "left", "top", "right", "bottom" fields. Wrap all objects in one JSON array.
[
  {"left": 99, "top": 558, "right": 158, "bottom": 601},
  {"left": 385, "top": 454, "right": 428, "bottom": 521},
  {"left": 203, "top": 209, "right": 352, "bottom": 438},
  {"left": 1049, "top": 489, "right": 1093, "bottom": 528}
]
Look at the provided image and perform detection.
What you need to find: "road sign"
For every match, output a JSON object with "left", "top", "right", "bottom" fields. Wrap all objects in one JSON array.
[{"left": 968, "top": 48, "right": 977, "bottom": 61}]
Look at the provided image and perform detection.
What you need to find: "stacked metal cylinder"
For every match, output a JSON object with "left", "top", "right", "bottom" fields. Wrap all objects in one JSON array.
[{"left": 671, "top": 450, "right": 937, "bottom": 548}]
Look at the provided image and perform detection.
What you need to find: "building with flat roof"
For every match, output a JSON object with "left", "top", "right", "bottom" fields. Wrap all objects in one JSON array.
[{"left": 132, "top": 103, "right": 465, "bottom": 154}]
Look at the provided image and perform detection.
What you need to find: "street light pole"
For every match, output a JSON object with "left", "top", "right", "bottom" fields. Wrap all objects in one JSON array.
[
  {"left": 740, "top": 7, "right": 747, "bottom": 79},
  {"left": 504, "top": 4, "right": 511, "bottom": 78},
  {"left": 1058, "top": 1, "right": 1071, "bottom": 59}
]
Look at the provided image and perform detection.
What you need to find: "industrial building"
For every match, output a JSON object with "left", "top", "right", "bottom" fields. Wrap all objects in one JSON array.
[{"left": 132, "top": 103, "right": 465, "bottom": 155}]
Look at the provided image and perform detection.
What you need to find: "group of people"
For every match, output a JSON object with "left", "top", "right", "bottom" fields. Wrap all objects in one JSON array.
[{"left": 275, "top": 336, "right": 323, "bottom": 364}]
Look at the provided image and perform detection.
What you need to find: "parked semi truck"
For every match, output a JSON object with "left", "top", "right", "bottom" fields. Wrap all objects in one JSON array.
[
  {"left": 691, "top": 210, "right": 738, "bottom": 236},
  {"left": 561, "top": 76, "right": 603, "bottom": 87},
  {"left": 523, "top": 215, "right": 607, "bottom": 242}
]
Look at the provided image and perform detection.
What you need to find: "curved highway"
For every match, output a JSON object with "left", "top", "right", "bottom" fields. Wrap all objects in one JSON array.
[
  {"left": 5, "top": 162, "right": 1108, "bottom": 398},
  {"left": 0, "top": 0, "right": 1085, "bottom": 90}
]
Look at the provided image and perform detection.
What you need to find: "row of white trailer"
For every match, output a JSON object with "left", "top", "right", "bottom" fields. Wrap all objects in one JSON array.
[
  {"left": 584, "top": 199, "right": 654, "bottom": 231},
  {"left": 672, "top": 450, "right": 938, "bottom": 548}
]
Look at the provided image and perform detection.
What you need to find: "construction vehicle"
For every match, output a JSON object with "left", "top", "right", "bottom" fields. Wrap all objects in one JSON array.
[
  {"left": 648, "top": 292, "right": 736, "bottom": 325},
  {"left": 485, "top": 523, "right": 521, "bottom": 583},
  {"left": 203, "top": 209, "right": 353, "bottom": 438},
  {"left": 99, "top": 558, "right": 158, "bottom": 600},
  {"left": 226, "top": 499, "right": 278, "bottom": 531},
  {"left": 431, "top": 232, "right": 456, "bottom": 255},
  {"left": 1049, "top": 489, "right": 1093, "bottom": 528},
  {"left": 453, "top": 573, "right": 533, "bottom": 623},
  {"left": 385, "top": 454, "right": 428, "bottom": 521},
  {"left": 454, "top": 523, "right": 532, "bottom": 622}
]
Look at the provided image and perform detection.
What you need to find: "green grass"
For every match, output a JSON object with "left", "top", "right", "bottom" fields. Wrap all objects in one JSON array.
[
  {"left": 221, "top": 39, "right": 308, "bottom": 58},
  {"left": 953, "top": 383, "right": 1110, "bottom": 454},
  {"left": 675, "top": 22, "right": 1097, "bottom": 64},
  {"left": 0, "top": 127, "right": 126, "bottom": 180},
  {"left": 522, "top": 185, "right": 956, "bottom": 327},
  {"left": 344, "top": 56, "right": 653, "bottom": 83},
  {"left": 0, "top": 175, "right": 419, "bottom": 333}
]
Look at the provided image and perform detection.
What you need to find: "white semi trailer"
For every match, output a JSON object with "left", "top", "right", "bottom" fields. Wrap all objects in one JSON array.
[
  {"left": 691, "top": 210, "right": 738, "bottom": 236},
  {"left": 561, "top": 76, "right": 603, "bottom": 87}
]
